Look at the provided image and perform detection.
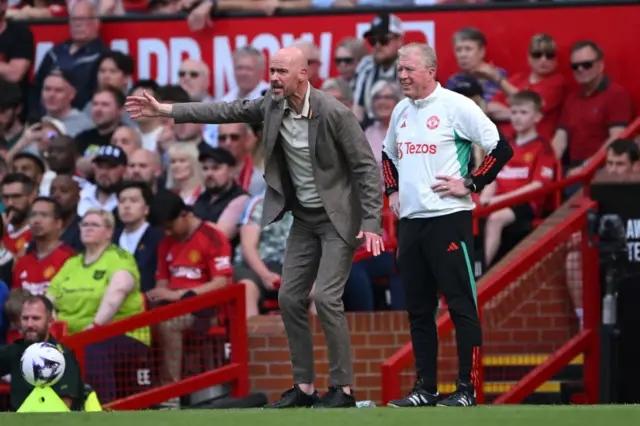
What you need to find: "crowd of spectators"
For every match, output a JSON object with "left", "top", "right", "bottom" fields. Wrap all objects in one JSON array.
[{"left": 0, "top": 0, "right": 638, "bottom": 408}]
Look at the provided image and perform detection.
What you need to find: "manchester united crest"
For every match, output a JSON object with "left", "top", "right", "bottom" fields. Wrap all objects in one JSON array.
[
  {"left": 43, "top": 266, "right": 56, "bottom": 279},
  {"left": 524, "top": 152, "right": 534, "bottom": 164},
  {"left": 189, "top": 250, "right": 201, "bottom": 264}
]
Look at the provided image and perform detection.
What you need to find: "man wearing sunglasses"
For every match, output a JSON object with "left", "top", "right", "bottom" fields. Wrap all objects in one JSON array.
[
  {"left": 552, "top": 40, "right": 632, "bottom": 183},
  {"left": 177, "top": 59, "right": 214, "bottom": 103},
  {"left": 353, "top": 12, "right": 404, "bottom": 127}
]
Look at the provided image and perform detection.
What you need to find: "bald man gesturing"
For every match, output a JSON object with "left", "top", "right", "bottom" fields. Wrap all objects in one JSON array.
[{"left": 126, "top": 47, "right": 384, "bottom": 409}]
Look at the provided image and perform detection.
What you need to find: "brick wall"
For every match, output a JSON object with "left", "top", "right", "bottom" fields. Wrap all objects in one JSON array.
[
  {"left": 247, "top": 312, "right": 410, "bottom": 403},
  {"left": 247, "top": 203, "right": 581, "bottom": 403}
]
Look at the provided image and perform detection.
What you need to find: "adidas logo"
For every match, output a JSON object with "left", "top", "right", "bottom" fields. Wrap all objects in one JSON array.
[
  {"left": 447, "top": 242, "right": 459, "bottom": 252},
  {"left": 400, "top": 121, "right": 407, "bottom": 128}
]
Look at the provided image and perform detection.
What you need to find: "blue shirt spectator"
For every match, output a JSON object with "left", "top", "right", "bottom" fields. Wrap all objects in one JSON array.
[{"left": 28, "top": 1, "right": 107, "bottom": 119}]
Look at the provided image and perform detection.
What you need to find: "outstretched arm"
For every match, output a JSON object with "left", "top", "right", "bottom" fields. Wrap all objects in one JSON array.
[
  {"left": 172, "top": 98, "right": 265, "bottom": 124},
  {"left": 126, "top": 90, "right": 265, "bottom": 124}
]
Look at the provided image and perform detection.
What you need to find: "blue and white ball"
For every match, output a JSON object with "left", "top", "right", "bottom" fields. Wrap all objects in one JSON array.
[{"left": 20, "top": 342, "right": 66, "bottom": 387}]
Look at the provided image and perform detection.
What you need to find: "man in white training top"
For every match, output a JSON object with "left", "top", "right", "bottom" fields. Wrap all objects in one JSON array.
[{"left": 382, "top": 42, "right": 513, "bottom": 408}]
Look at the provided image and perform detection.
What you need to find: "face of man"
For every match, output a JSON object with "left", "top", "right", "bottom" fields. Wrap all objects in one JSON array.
[
  {"left": 270, "top": 48, "right": 306, "bottom": 101},
  {"left": 92, "top": 91, "right": 121, "bottom": 129},
  {"left": 50, "top": 175, "right": 80, "bottom": 216},
  {"left": 606, "top": 150, "right": 635, "bottom": 175},
  {"left": 42, "top": 76, "right": 75, "bottom": 116},
  {"left": 118, "top": 187, "right": 149, "bottom": 225},
  {"left": 11, "top": 158, "right": 42, "bottom": 185},
  {"left": 178, "top": 59, "right": 210, "bottom": 100},
  {"left": 111, "top": 126, "right": 140, "bottom": 157},
  {"left": 69, "top": 2, "right": 99, "bottom": 44},
  {"left": 454, "top": 39, "right": 485, "bottom": 72},
  {"left": 234, "top": 54, "right": 263, "bottom": 94},
  {"left": 367, "top": 32, "right": 402, "bottom": 65},
  {"left": 1, "top": 182, "right": 34, "bottom": 225},
  {"left": 21, "top": 301, "right": 51, "bottom": 344},
  {"left": 217, "top": 123, "right": 246, "bottom": 160},
  {"left": 93, "top": 161, "right": 125, "bottom": 194},
  {"left": 397, "top": 49, "right": 436, "bottom": 100},
  {"left": 570, "top": 46, "right": 604, "bottom": 87},
  {"left": 126, "top": 149, "right": 158, "bottom": 187},
  {"left": 202, "top": 159, "right": 234, "bottom": 193},
  {"left": 29, "top": 200, "right": 60, "bottom": 239},
  {"left": 46, "top": 137, "right": 76, "bottom": 174}
]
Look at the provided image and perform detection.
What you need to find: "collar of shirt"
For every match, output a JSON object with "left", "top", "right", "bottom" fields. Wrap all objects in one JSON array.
[
  {"left": 79, "top": 183, "right": 119, "bottom": 210},
  {"left": 119, "top": 222, "right": 150, "bottom": 255},
  {"left": 223, "top": 80, "right": 270, "bottom": 102},
  {"left": 410, "top": 82, "right": 442, "bottom": 109},
  {"left": 284, "top": 82, "right": 312, "bottom": 118},
  {"left": 60, "top": 38, "right": 104, "bottom": 58}
]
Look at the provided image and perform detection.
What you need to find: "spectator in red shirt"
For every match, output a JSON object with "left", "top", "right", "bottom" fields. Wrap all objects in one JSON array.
[
  {"left": 13, "top": 197, "right": 75, "bottom": 295},
  {"left": 480, "top": 91, "right": 556, "bottom": 267},
  {"left": 147, "top": 191, "right": 232, "bottom": 400},
  {"left": 552, "top": 41, "right": 633, "bottom": 176},
  {"left": 476, "top": 34, "right": 567, "bottom": 141},
  {"left": 1, "top": 173, "right": 35, "bottom": 255}
]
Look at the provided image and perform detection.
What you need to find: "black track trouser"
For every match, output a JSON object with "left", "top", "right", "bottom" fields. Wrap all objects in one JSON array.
[{"left": 397, "top": 210, "right": 482, "bottom": 391}]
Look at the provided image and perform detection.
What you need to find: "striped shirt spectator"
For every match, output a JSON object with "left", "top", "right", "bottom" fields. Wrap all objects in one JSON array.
[{"left": 352, "top": 13, "right": 404, "bottom": 125}]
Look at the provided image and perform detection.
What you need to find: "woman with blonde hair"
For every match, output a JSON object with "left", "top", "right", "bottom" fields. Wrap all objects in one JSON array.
[
  {"left": 47, "top": 208, "right": 150, "bottom": 403},
  {"left": 165, "top": 143, "right": 205, "bottom": 205}
]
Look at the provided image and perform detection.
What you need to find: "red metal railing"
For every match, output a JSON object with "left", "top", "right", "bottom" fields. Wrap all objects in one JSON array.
[
  {"left": 381, "top": 197, "right": 600, "bottom": 404},
  {"left": 381, "top": 117, "right": 640, "bottom": 405},
  {"left": 61, "top": 285, "right": 247, "bottom": 410}
]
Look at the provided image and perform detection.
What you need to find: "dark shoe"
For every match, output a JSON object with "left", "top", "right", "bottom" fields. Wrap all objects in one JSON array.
[
  {"left": 263, "top": 385, "right": 319, "bottom": 408},
  {"left": 437, "top": 381, "right": 477, "bottom": 407},
  {"left": 387, "top": 378, "right": 440, "bottom": 407},
  {"left": 312, "top": 386, "right": 356, "bottom": 408}
]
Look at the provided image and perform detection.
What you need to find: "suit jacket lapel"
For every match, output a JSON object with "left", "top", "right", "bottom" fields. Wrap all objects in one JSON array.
[
  {"left": 308, "top": 90, "right": 320, "bottom": 162},
  {"left": 264, "top": 98, "right": 284, "bottom": 161}
]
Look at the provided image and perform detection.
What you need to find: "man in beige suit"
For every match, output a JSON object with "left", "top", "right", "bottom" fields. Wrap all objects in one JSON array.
[{"left": 126, "top": 47, "right": 385, "bottom": 409}]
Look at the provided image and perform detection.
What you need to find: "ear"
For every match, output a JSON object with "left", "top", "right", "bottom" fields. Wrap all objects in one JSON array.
[{"left": 534, "top": 111, "right": 543, "bottom": 124}]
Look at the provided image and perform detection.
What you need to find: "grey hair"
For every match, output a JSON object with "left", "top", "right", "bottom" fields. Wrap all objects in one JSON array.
[
  {"left": 336, "top": 37, "right": 368, "bottom": 64},
  {"left": 398, "top": 42, "right": 438, "bottom": 69},
  {"left": 321, "top": 78, "right": 354, "bottom": 105},
  {"left": 370, "top": 80, "right": 403, "bottom": 102},
  {"left": 233, "top": 45, "right": 266, "bottom": 70}
]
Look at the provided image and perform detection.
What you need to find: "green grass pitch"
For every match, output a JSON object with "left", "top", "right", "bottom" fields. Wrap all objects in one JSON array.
[{"left": 2, "top": 406, "right": 640, "bottom": 426}]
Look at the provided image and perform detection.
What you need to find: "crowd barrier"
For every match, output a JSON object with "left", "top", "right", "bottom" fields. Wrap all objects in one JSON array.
[{"left": 58, "top": 285, "right": 247, "bottom": 410}]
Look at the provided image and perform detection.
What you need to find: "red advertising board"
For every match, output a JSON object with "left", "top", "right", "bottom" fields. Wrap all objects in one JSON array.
[{"left": 28, "top": 4, "right": 640, "bottom": 103}]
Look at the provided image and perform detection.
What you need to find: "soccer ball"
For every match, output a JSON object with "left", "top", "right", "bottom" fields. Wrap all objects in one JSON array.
[{"left": 21, "top": 342, "right": 66, "bottom": 387}]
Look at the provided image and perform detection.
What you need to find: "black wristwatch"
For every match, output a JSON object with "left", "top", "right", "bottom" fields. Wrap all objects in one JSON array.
[{"left": 463, "top": 176, "right": 477, "bottom": 193}]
